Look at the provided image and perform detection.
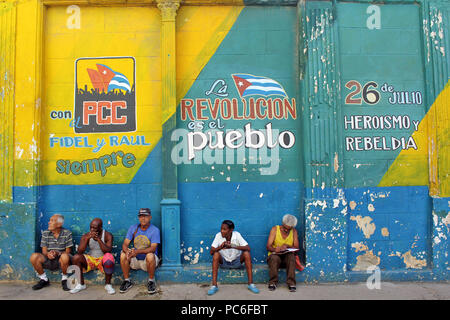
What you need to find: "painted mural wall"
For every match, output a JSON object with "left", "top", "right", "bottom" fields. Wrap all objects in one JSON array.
[
  {"left": 301, "top": 0, "right": 449, "bottom": 280},
  {"left": 0, "top": 0, "right": 448, "bottom": 282},
  {"left": 175, "top": 5, "right": 303, "bottom": 265}
]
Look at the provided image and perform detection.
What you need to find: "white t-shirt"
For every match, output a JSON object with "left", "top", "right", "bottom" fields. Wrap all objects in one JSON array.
[{"left": 211, "top": 231, "right": 248, "bottom": 262}]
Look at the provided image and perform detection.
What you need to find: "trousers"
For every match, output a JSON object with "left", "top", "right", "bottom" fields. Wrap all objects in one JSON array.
[{"left": 267, "top": 252, "right": 296, "bottom": 286}]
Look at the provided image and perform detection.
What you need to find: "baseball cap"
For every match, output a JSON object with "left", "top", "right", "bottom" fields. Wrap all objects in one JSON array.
[{"left": 138, "top": 208, "right": 151, "bottom": 216}]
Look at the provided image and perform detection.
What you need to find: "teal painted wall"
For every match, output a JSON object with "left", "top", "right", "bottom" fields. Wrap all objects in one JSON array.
[{"left": 175, "top": 6, "right": 305, "bottom": 265}]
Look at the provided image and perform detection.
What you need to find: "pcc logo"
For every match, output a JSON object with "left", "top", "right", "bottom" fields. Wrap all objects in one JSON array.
[{"left": 74, "top": 57, "right": 136, "bottom": 133}]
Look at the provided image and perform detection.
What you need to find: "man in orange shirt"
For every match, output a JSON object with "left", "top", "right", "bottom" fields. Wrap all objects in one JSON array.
[{"left": 266, "top": 214, "right": 300, "bottom": 292}]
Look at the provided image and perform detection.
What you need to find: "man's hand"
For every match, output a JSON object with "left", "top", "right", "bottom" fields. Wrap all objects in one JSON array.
[
  {"left": 92, "top": 232, "right": 100, "bottom": 242},
  {"left": 126, "top": 248, "right": 137, "bottom": 260},
  {"left": 220, "top": 241, "right": 231, "bottom": 250},
  {"left": 47, "top": 251, "right": 55, "bottom": 259},
  {"left": 88, "top": 231, "right": 99, "bottom": 241},
  {"left": 47, "top": 250, "right": 59, "bottom": 260}
]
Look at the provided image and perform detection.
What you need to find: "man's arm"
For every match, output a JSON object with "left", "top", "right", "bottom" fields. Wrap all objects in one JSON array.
[
  {"left": 233, "top": 244, "right": 250, "bottom": 251},
  {"left": 77, "top": 234, "right": 90, "bottom": 254},
  {"left": 98, "top": 231, "right": 113, "bottom": 253},
  {"left": 42, "top": 246, "right": 49, "bottom": 257},
  {"left": 234, "top": 233, "right": 250, "bottom": 252},
  {"left": 210, "top": 241, "right": 227, "bottom": 255},
  {"left": 122, "top": 238, "right": 131, "bottom": 253}
]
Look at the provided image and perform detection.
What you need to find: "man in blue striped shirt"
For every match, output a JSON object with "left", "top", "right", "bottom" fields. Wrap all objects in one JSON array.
[{"left": 29, "top": 214, "right": 73, "bottom": 291}]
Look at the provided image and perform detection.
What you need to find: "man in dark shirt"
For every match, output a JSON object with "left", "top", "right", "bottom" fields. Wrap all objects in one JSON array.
[{"left": 29, "top": 214, "right": 73, "bottom": 291}]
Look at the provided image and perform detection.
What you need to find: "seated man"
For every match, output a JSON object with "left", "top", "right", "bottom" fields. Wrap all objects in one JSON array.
[
  {"left": 69, "top": 218, "right": 115, "bottom": 294},
  {"left": 119, "top": 208, "right": 160, "bottom": 295},
  {"left": 29, "top": 214, "right": 73, "bottom": 291},
  {"left": 266, "top": 214, "right": 300, "bottom": 292},
  {"left": 208, "top": 220, "right": 259, "bottom": 295}
]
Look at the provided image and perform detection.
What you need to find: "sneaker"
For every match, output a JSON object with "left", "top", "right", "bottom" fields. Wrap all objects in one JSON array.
[
  {"left": 105, "top": 284, "right": 116, "bottom": 295},
  {"left": 248, "top": 283, "right": 260, "bottom": 294},
  {"left": 207, "top": 285, "right": 218, "bottom": 295},
  {"left": 61, "top": 280, "right": 69, "bottom": 291},
  {"left": 147, "top": 280, "right": 157, "bottom": 294},
  {"left": 32, "top": 279, "right": 50, "bottom": 290},
  {"left": 70, "top": 283, "right": 86, "bottom": 294},
  {"left": 119, "top": 280, "right": 133, "bottom": 293},
  {"left": 289, "top": 285, "right": 297, "bottom": 292},
  {"left": 268, "top": 283, "right": 276, "bottom": 291}
]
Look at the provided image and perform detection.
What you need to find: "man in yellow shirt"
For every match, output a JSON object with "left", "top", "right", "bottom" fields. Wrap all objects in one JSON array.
[{"left": 266, "top": 214, "right": 300, "bottom": 292}]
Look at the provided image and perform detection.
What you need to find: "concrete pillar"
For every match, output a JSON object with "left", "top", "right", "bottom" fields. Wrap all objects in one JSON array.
[
  {"left": 0, "top": 1, "right": 17, "bottom": 202},
  {"left": 157, "top": 0, "right": 182, "bottom": 269}
]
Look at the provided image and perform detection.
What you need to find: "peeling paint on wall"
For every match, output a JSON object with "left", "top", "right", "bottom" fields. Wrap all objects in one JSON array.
[
  {"left": 350, "top": 215, "right": 376, "bottom": 239},
  {"left": 443, "top": 213, "right": 450, "bottom": 226},
  {"left": 353, "top": 250, "right": 380, "bottom": 271},
  {"left": 0, "top": 264, "right": 14, "bottom": 278},
  {"left": 351, "top": 242, "right": 369, "bottom": 253},
  {"left": 401, "top": 251, "right": 427, "bottom": 269}
]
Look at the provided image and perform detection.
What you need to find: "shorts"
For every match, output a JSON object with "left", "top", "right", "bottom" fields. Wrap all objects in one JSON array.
[
  {"left": 42, "top": 254, "right": 73, "bottom": 271},
  {"left": 84, "top": 253, "right": 115, "bottom": 274},
  {"left": 130, "top": 254, "right": 160, "bottom": 271},
  {"left": 220, "top": 256, "right": 243, "bottom": 269}
]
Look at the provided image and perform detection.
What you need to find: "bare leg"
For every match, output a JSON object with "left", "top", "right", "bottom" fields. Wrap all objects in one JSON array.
[
  {"left": 145, "top": 253, "right": 156, "bottom": 279},
  {"left": 120, "top": 251, "right": 131, "bottom": 279},
  {"left": 71, "top": 254, "right": 87, "bottom": 285},
  {"left": 105, "top": 273, "right": 112, "bottom": 284},
  {"left": 59, "top": 253, "right": 71, "bottom": 275},
  {"left": 212, "top": 252, "right": 223, "bottom": 286},
  {"left": 30, "top": 253, "right": 46, "bottom": 275},
  {"left": 240, "top": 251, "right": 253, "bottom": 284}
]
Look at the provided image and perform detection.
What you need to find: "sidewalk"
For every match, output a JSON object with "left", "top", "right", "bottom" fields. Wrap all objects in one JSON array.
[{"left": 0, "top": 281, "right": 448, "bottom": 300}]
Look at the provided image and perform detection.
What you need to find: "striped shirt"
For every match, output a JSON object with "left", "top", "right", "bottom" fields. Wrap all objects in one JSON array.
[{"left": 40, "top": 228, "right": 73, "bottom": 252}]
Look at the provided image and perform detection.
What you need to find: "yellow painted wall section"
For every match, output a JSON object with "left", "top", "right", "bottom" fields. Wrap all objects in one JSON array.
[
  {"left": 41, "top": 6, "right": 161, "bottom": 185},
  {"left": 0, "top": 0, "right": 16, "bottom": 201},
  {"left": 379, "top": 81, "right": 450, "bottom": 196},
  {"left": 14, "top": 0, "right": 43, "bottom": 189},
  {"left": 12, "top": 3, "right": 243, "bottom": 187}
]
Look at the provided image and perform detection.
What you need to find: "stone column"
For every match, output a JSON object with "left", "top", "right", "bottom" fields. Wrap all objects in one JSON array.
[
  {"left": 0, "top": 0, "right": 17, "bottom": 202},
  {"left": 157, "top": 0, "right": 182, "bottom": 269}
]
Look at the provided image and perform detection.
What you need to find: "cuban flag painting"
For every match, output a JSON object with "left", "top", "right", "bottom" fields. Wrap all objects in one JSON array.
[
  {"left": 232, "top": 74, "right": 287, "bottom": 98},
  {"left": 87, "top": 64, "right": 131, "bottom": 93}
]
